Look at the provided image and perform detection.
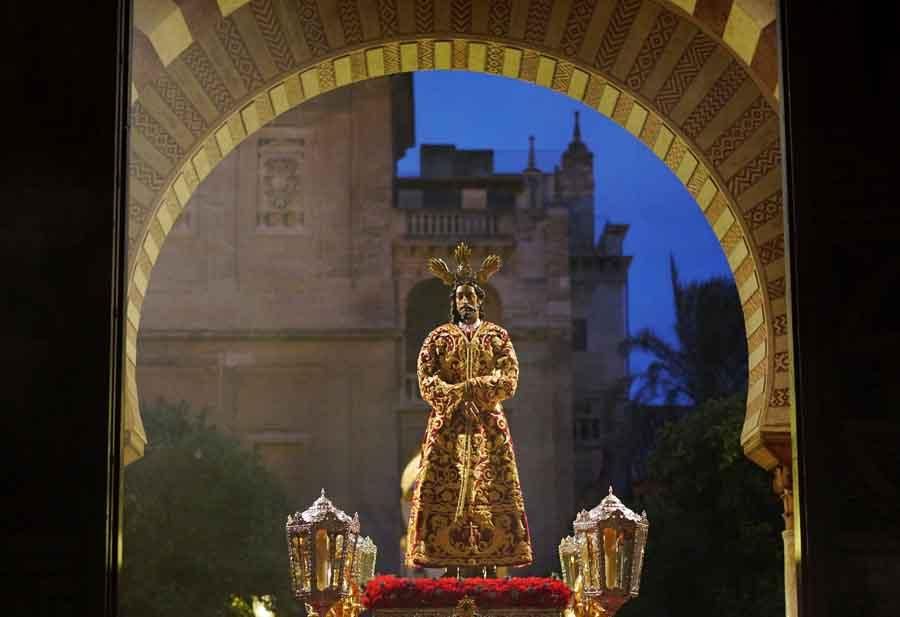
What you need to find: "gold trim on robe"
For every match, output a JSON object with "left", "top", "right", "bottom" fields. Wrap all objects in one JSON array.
[{"left": 405, "top": 321, "right": 533, "bottom": 568}]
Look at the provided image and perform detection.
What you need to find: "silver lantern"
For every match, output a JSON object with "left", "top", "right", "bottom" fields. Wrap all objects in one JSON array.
[
  {"left": 286, "top": 490, "right": 361, "bottom": 617},
  {"left": 558, "top": 535, "right": 580, "bottom": 589},
  {"left": 353, "top": 536, "right": 377, "bottom": 587},
  {"left": 565, "top": 487, "right": 649, "bottom": 616}
]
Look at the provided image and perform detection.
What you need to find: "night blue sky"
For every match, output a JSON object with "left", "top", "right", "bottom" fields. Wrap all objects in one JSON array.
[{"left": 398, "top": 71, "right": 732, "bottom": 373}]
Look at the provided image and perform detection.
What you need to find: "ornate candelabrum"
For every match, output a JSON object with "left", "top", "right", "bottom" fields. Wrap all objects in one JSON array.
[
  {"left": 559, "top": 488, "right": 649, "bottom": 617},
  {"left": 286, "top": 490, "right": 378, "bottom": 617}
]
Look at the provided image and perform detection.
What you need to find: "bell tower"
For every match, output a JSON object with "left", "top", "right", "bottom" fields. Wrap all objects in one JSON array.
[{"left": 555, "top": 111, "right": 596, "bottom": 254}]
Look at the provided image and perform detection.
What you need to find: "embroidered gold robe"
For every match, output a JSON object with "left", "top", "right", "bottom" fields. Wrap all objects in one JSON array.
[{"left": 405, "top": 321, "right": 533, "bottom": 567}]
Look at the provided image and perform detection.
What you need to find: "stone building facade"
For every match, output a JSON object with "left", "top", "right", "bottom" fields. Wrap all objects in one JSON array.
[{"left": 137, "top": 74, "right": 631, "bottom": 575}]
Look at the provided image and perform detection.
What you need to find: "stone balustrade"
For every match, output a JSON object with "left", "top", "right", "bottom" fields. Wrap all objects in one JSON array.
[{"left": 406, "top": 210, "right": 501, "bottom": 238}]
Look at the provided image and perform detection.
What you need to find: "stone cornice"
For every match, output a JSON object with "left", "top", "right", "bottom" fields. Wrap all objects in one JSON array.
[{"left": 139, "top": 328, "right": 403, "bottom": 341}]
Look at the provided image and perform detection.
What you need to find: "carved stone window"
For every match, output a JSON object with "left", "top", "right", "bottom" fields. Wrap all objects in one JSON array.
[{"left": 257, "top": 134, "right": 306, "bottom": 233}]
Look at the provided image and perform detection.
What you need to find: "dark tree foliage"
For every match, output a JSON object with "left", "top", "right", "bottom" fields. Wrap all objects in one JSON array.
[
  {"left": 619, "top": 395, "right": 784, "bottom": 617},
  {"left": 620, "top": 256, "right": 748, "bottom": 406},
  {"left": 121, "top": 399, "right": 299, "bottom": 617},
  {"left": 614, "top": 260, "right": 782, "bottom": 615}
]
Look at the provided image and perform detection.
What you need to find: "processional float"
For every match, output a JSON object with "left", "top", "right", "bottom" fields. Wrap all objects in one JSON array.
[{"left": 285, "top": 244, "right": 649, "bottom": 617}]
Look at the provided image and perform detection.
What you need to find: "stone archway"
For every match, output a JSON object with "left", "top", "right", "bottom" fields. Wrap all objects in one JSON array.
[{"left": 125, "top": 0, "right": 789, "bottom": 485}]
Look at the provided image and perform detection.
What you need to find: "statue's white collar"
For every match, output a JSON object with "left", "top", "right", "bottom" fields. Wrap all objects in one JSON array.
[{"left": 457, "top": 319, "right": 482, "bottom": 337}]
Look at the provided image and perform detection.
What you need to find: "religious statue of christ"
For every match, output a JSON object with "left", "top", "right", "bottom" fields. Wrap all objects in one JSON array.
[{"left": 405, "top": 242, "right": 533, "bottom": 569}]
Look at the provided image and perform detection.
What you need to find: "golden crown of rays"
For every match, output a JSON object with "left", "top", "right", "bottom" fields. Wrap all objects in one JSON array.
[{"left": 428, "top": 242, "right": 502, "bottom": 288}]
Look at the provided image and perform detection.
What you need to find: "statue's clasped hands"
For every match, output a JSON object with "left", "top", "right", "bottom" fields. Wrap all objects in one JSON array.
[{"left": 456, "top": 379, "right": 480, "bottom": 422}]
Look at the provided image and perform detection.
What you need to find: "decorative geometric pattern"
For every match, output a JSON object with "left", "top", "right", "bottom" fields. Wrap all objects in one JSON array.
[
  {"left": 251, "top": 0, "right": 297, "bottom": 72},
  {"left": 337, "top": 0, "right": 365, "bottom": 45},
  {"left": 519, "top": 49, "right": 539, "bottom": 82},
  {"left": 180, "top": 44, "right": 236, "bottom": 113},
  {"left": 486, "top": 43, "right": 504, "bottom": 74},
  {"left": 747, "top": 322, "right": 766, "bottom": 353},
  {"left": 214, "top": 18, "right": 265, "bottom": 91},
  {"left": 552, "top": 61, "right": 573, "bottom": 92},
  {"left": 767, "top": 276, "right": 786, "bottom": 299},
  {"left": 524, "top": 0, "right": 553, "bottom": 45},
  {"left": 559, "top": 0, "right": 597, "bottom": 58},
  {"left": 720, "top": 225, "right": 742, "bottom": 253},
  {"left": 685, "top": 163, "right": 710, "bottom": 196},
  {"left": 147, "top": 217, "right": 165, "bottom": 251},
  {"left": 639, "top": 112, "right": 663, "bottom": 150},
  {"left": 350, "top": 50, "right": 367, "bottom": 79},
  {"left": 654, "top": 30, "right": 717, "bottom": 115},
  {"left": 758, "top": 234, "right": 785, "bottom": 266},
  {"left": 452, "top": 39, "right": 467, "bottom": 68},
  {"left": 707, "top": 96, "right": 777, "bottom": 166},
  {"left": 131, "top": 102, "right": 186, "bottom": 163},
  {"left": 451, "top": 0, "right": 473, "bottom": 33},
  {"left": 150, "top": 75, "right": 208, "bottom": 137},
  {"left": 750, "top": 361, "right": 766, "bottom": 384},
  {"left": 594, "top": 0, "right": 642, "bottom": 73},
  {"left": 129, "top": 151, "right": 166, "bottom": 192},
  {"left": 624, "top": 9, "right": 678, "bottom": 92},
  {"left": 726, "top": 140, "right": 781, "bottom": 197},
  {"left": 319, "top": 60, "right": 337, "bottom": 90},
  {"left": 612, "top": 93, "right": 634, "bottom": 127},
  {"left": 296, "top": 0, "right": 330, "bottom": 58},
  {"left": 377, "top": 0, "right": 400, "bottom": 38},
  {"left": 385, "top": 42, "right": 401, "bottom": 73},
  {"left": 773, "top": 314, "right": 788, "bottom": 336},
  {"left": 681, "top": 61, "right": 748, "bottom": 139},
  {"left": 743, "top": 191, "right": 782, "bottom": 231},
  {"left": 487, "top": 0, "right": 513, "bottom": 38},
  {"left": 774, "top": 351, "right": 789, "bottom": 373},
  {"left": 733, "top": 262, "right": 755, "bottom": 298},
  {"left": 706, "top": 192, "right": 727, "bottom": 223},
  {"left": 769, "top": 387, "right": 790, "bottom": 407},
  {"left": 128, "top": 200, "right": 150, "bottom": 242},
  {"left": 415, "top": 0, "right": 435, "bottom": 33},
  {"left": 419, "top": 39, "right": 436, "bottom": 69},
  {"left": 583, "top": 75, "right": 605, "bottom": 108},
  {"left": 663, "top": 138, "right": 687, "bottom": 171}
]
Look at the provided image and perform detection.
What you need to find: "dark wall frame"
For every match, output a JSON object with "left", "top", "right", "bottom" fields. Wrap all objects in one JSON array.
[
  {"left": 779, "top": 2, "right": 900, "bottom": 617},
  {"left": 0, "top": 1, "right": 131, "bottom": 615},
  {"left": 0, "top": 1, "right": 898, "bottom": 616}
]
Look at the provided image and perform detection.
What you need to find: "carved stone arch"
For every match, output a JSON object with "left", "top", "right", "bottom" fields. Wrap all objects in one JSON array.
[{"left": 124, "top": 0, "right": 789, "bottom": 473}]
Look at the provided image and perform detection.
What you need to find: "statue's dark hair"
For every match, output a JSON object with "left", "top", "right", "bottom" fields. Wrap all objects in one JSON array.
[{"left": 449, "top": 281, "right": 487, "bottom": 323}]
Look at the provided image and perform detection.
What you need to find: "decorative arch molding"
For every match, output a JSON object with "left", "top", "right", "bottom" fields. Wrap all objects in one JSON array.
[{"left": 124, "top": 0, "right": 789, "bottom": 472}]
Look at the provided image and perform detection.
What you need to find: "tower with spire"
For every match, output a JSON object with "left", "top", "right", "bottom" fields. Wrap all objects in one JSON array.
[
  {"left": 549, "top": 112, "right": 633, "bottom": 510},
  {"left": 556, "top": 111, "right": 597, "bottom": 254},
  {"left": 523, "top": 134, "right": 544, "bottom": 210}
]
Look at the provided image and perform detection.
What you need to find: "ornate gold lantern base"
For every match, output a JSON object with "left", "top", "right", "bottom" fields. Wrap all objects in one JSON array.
[{"left": 566, "top": 596, "right": 606, "bottom": 617}]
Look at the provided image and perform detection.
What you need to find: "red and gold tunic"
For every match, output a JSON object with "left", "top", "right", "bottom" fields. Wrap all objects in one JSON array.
[{"left": 405, "top": 321, "right": 533, "bottom": 568}]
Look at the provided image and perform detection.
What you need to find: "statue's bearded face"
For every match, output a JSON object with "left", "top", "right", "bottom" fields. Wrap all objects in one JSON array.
[{"left": 455, "top": 284, "right": 481, "bottom": 325}]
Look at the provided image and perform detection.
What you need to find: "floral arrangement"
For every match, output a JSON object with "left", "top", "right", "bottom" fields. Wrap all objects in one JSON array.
[{"left": 362, "top": 575, "right": 571, "bottom": 610}]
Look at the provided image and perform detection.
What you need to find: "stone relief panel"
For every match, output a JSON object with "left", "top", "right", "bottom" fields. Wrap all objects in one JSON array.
[{"left": 256, "top": 130, "right": 309, "bottom": 233}]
